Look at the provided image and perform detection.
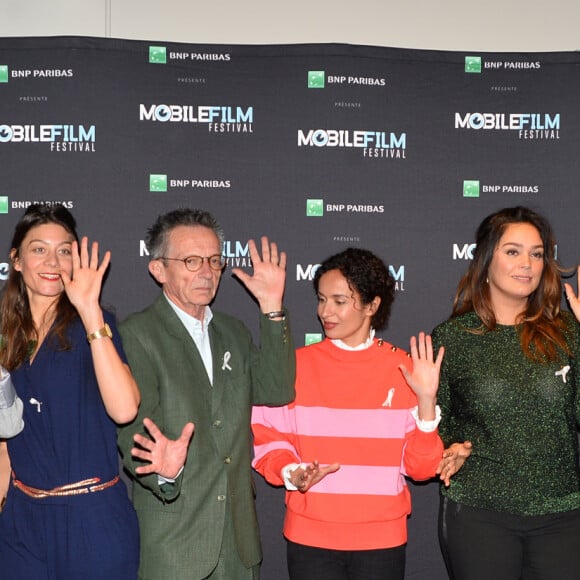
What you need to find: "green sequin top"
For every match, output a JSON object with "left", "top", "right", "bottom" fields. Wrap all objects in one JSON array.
[{"left": 432, "top": 311, "right": 580, "bottom": 516}]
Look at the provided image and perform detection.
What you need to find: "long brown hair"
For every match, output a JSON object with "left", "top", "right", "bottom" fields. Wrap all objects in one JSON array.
[
  {"left": 452, "top": 206, "right": 569, "bottom": 362},
  {"left": 0, "top": 204, "right": 80, "bottom": 370}
]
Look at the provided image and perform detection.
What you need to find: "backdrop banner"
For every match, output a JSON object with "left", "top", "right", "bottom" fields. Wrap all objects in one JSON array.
[{"left": 1, "top": 36, "right": 579, "bottom": 579}]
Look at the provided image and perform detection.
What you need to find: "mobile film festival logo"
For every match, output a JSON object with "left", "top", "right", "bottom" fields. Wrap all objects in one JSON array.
[
  {"left": 298, "top": 128, "right": 406, "bottom": 158},
  {"left": 0, "top": 123, "right": 96, "bottom": 152},
  {"left": 149, "top": 46, "right": 167, "bottom": 64},
  {"left": 0, "top": 65, "right": 8, "bottom": 83},
  {"left": 308, "top": 71, "right": 325, "bottom": 89},
  {"left": 139, "top": 104, "right": 254, "bottom": 133},
  {"left": 297, "top": 260, "right": 405, "bottom": 291},
  {"left": 465, "top": 56, "right": 482, "bottom": 73},
  {"left": 455, "top": 112, "right": 559, "bottom": 140}
]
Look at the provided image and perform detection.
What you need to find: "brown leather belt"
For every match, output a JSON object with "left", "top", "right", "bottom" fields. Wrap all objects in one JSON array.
[{"left": 12, "top": 471, "right": 119, "bottom": 498}]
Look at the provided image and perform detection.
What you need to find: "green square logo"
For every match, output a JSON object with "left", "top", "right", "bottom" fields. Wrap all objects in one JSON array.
[
  {"left": 0, "top": 65, "right": 8, "bottom": 83},
  {"left": 305, "top": 333, "right": 323, "bottom": 346},
  {"left": 306, "top": 199, "right": 324, "bottom": 217},
  {"left": 308, "top": 70, "right": 325, "bottom": 89},
  {"left": 150, "top": 174, "right": 167, "bottom": 192},
  {"left": 465, "top": 56, "right": 481, "bottom": 73},
  {"left": 0, "top": 197, "right": 8, "bottom": 213},
  {"left": 149, "top": 46, "right": 167, "bottom": 64},
  {"left": 463, "top": 180, "right": 480, "bottom": 198}
]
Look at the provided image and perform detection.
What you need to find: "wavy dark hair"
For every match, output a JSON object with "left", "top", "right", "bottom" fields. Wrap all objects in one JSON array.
[
  {"left": 0, "top": 204, "right": 79, "bottom": 370},
  {"left": 313, "top": 247, "right": 395, "bottom": 331},
  {"left": 452, "top": 206, "right": 569, "bottom": 362}
]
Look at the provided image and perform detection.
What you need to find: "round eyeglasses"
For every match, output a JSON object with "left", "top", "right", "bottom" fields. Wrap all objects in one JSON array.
[{"left": 160, "top": 254, "right": 226, "bottom": 272}]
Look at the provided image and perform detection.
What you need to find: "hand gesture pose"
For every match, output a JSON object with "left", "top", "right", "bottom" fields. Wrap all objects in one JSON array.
[
  {"left": 60, "top": 236, "right": 140, "bottom": 423},
  {"left": 289, "top": 460, "right": 341, "bottom": 493},
  {"left": 61, "top": 237, "right": 110, "bottom": 323},
  {"left": 437, "top": 441, "right": 473, "bottom": 487},
  {"left": 132, "top": 417, "right": 195, "bottom": 480},
  {"left": 564, "top": 266, "right": 580, "bottom": 322},
  {"left": 231, "top": 236, "right": 286, "bottom": 313},
  {"left": 399, "top": 332, "right": 444, "bottom": 421}
]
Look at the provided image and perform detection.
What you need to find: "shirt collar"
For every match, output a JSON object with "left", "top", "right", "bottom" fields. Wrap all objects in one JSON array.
[
  {"left": 331, "top": 328, "right": 375, "bottom": 351},
  {"left": 163, "top": 293, "right": 213, "bottom": 334}
]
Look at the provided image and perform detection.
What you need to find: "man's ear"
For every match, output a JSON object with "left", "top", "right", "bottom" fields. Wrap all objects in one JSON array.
[{"left": 148, "top": 259, "right": 165, "bottom": 284}]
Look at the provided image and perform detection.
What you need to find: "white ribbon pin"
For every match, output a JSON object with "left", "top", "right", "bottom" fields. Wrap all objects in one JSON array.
[
  {"left": 222, "top": 351, "right": 232, "bottom": 371},
  {"left": 555, "top": 365, "right": 570, "bottom": 383},
  {"left": 382, "top": 387, "right": 395, "bottom": 407},
  {"left": 29, "top": 397, "right": 43, "bottom": 413}
]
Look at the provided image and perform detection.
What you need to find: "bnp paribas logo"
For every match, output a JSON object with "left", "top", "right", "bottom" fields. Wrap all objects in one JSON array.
[
  {"left": 306, "top": 199, "right": 324, "bottom": 216},
  {"left": 0, "top": 65, "right": 8, "bottom": 83},
  {"left": 463, "top": 180, "right": 480, "bottom": 198},
  {"left": 305, "top": 333, "right": 323, "bottom": 346},
  {"left": 465, "top": 56, "right": 482, "bottom": 73},
  {"left": 0, "top": 196, "right": 8, "bottom": 213},
  {"left": 308, "top": 70, "right": 325, "bottom": 89},
  {"left": 149, "top": 174, "right": 167, "bottom": 192},
  {"left": 149, "top": 46, "right": 167, "bottom": 64}
]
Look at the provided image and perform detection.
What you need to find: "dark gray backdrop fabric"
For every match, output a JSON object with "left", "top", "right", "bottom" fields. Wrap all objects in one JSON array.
[{"left": 0, "top": 36, "right": 579, "bottom": 579}]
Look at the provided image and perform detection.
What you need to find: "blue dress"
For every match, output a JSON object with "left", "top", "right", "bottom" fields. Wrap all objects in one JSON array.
[{"left": 0, "top": 312, "right": 139, "bottom": 579}]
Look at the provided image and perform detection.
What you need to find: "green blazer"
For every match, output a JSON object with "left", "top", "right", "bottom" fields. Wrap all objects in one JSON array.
[{"left": 117, "top": 295, "right": 295, "bottom": 580}]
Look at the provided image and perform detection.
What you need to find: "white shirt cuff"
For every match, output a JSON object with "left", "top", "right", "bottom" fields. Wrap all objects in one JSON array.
[
  {"left": 157, "top": 465, "right": 184, "bottom": 485},
  {"left": 281, "top": 463, "right": 307, "bottom": 491},
  {"left": 411, "top": 405, "right": 441, "bottom": 432}
]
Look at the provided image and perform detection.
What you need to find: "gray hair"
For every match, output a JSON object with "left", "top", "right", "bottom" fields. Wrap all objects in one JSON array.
[{"left": 146, "top": 208, "right": 225, "bottom": 259}]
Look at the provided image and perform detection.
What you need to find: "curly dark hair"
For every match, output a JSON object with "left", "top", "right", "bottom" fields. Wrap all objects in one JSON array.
[{"left": 313, "top": 247, "right": 395, "bottom": 330}]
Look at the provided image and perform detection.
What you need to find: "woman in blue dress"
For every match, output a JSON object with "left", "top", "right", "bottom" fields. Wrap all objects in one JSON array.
[{"left": 0, "top": 204, "right": 141, "bottom": 579}]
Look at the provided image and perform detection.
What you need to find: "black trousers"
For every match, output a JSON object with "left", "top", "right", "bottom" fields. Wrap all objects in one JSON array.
[
  {"left": 439, "top": 496, "right": 580, "bottom": 580},
  {"left": 287, "top": 540, "right": 406, "bottom": 580}
]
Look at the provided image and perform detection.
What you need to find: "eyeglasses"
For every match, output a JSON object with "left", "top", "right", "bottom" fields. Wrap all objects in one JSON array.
[{"left": 160, "top": 254, "right": 226, "bottom": 272}]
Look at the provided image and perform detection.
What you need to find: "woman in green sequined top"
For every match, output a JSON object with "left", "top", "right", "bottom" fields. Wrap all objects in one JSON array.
[{"left": 432, "top": 206, "right": 580, "bottom": 580}]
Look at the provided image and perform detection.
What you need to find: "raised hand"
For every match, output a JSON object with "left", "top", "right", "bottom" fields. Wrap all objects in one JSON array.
[
  {"left": 61, "top": 237, "right": 110, "bottom": 315},
  {"left": 437, "top": 441, "right": 473, "bottom": 487},
  {"left": 231, "top": 236, "right": 286, "bottom": 313},
  {"left": 289, "top": 460, "right": 340, "bottom": 493},
  {"left": 132, "top": 417, "right": 195, "bottom": 480},
  {"left": 399, "top": 332, "right": 444, "bottom": 420},
  {"left": 564, "top": 266, "right": 580, "bottom": 322}
]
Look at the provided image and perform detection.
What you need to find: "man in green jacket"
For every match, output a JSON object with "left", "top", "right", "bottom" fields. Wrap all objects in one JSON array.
[{"left": 117, "top": 208, "right": 296, "bottom": 580}]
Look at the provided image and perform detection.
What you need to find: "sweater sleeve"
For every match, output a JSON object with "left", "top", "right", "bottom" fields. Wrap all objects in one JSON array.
[
  {"left": 397, "top": 347, "right": 444, "bottom": 481},
  {"left": 402, "top": 416, "right": 444, "bottom": 481},
  {"left": 251, "top": 404, "right": 300, "bottom": 486}
]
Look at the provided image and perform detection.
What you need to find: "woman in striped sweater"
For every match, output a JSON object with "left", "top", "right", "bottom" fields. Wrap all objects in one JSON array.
[{"left": 252, "top": 247, "right": 444, "bottom": 580}]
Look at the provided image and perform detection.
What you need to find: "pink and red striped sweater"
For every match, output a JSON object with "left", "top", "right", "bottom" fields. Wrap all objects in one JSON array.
[{"left": 252, "top": 338, "right": 443, "bottom": 550}]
